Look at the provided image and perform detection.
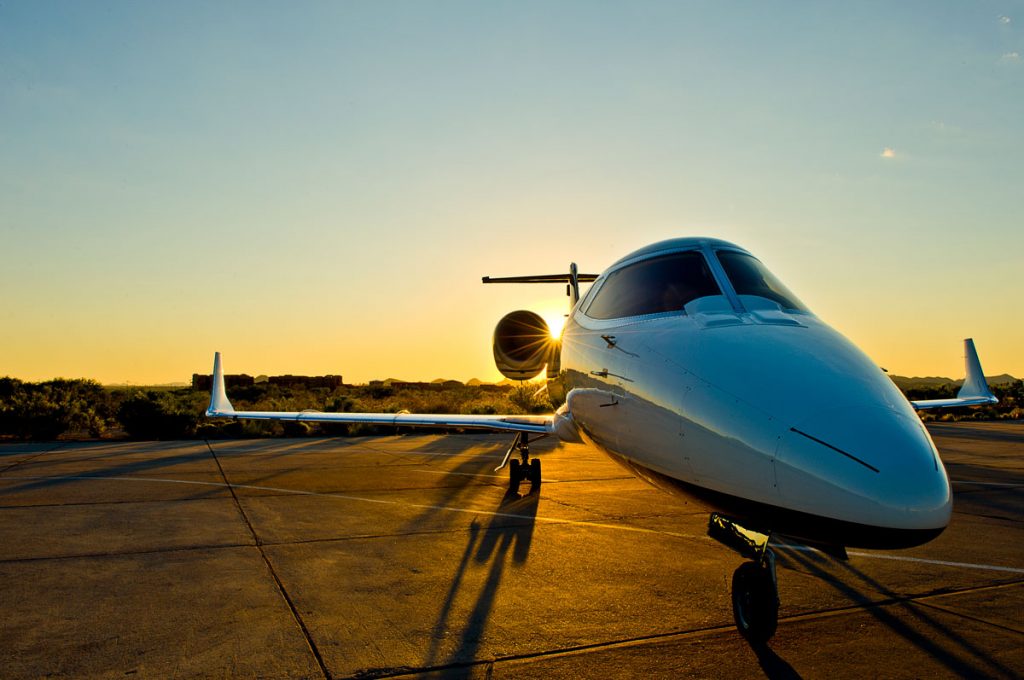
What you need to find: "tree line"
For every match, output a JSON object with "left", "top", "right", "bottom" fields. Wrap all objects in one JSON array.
[
  {"left": 0, "top": 378, "right": 551, "bottom": 441},
  {"left": 1, "top": 376, "right": 1021, "bottom": 441}
]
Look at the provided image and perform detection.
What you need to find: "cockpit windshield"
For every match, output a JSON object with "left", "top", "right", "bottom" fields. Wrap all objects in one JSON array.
[
  {"left": 716, "top": 250, "right": 808, "bottom": 313},
  {"left": 585, "top": 251, "right": 721, "bottom": 320}
]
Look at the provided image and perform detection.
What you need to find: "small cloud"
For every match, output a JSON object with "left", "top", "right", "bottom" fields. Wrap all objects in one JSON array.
[
  {"left": 881, "top": 147, "right": 896, "bottom": 159},
  {"left": 998, "top": 15, "right": 1011, "bottom": 25},
  {"left": 1000, "top": 51, "right": 1020, "bottom": 63},
  {"left": 928, "top": 120, "right": 963, "bottom": 136}
]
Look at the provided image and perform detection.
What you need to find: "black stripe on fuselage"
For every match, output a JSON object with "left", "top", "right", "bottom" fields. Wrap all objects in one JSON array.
[
  {"left": 605, "top": 452, "right": 944, "bottom": 550},
  {"left": 790, "top": 427, "right": 880, "bottom": 473}
]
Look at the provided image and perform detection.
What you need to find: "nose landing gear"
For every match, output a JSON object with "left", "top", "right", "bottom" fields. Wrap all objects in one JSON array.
[
  {"left": 495, "top": 432, "right": 543, "bottom": 494},
  {"left": 731, "top": 551, "right": 779, "bottom": 644},
  {"left": 708, "top": 513, "right": 779, "bottom": 644}
]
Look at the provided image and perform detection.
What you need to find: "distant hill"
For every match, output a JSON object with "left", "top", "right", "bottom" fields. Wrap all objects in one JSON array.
[
  {"left": 375, "top": 377, "right": 503, "bottom": 387},
  {"left": 890, "top": 374, "right": 1019, "bottom": 390},
  {"left": 497, "top": 378, "right": 542, "bottom": 386},
  {"left": 366, "top": 377, "right": 543, "bottom": 387}
]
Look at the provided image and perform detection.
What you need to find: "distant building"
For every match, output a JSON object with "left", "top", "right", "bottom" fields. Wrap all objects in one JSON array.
[
  {"left": 191, "top": 374, "right": 255, "bottom": 390},
  {"left": 268, "top": 375, "right": 344, "bottom": 389},
  {"left": 387, "top": 381, "right": 440, "bottom": 390},
  {"left": 192, "top": 373, "right": 342, "bottom": 390},
  {"left": 386, "top": 380, "right": 464, "bottom": 391},
  {"left": 373, "top": 379, "right": 508, "bottom": 392}
]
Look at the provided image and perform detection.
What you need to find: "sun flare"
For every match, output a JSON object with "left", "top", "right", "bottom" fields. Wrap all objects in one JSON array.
[{"left": 542, "top": 311, "right": 567, "bottom": 339}]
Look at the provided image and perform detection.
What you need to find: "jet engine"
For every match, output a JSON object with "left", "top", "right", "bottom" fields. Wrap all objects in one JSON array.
[{"left": 493, "top": 310, "right": 558, "bottom": 381}]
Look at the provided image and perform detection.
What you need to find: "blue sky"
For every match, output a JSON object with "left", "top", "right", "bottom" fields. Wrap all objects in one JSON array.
[{"left": 2, "top": 2, "right": 1021, "bottom": 383}]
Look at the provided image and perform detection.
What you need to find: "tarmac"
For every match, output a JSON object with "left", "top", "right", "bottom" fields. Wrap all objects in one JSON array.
[{"left": 1, "top": 421, "right": 1022, "bottom": 679}]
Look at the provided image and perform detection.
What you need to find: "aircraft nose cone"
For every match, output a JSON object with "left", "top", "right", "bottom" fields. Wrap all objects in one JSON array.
[{"left": 775, "top": 405, "right": 952, "bottom": 546}]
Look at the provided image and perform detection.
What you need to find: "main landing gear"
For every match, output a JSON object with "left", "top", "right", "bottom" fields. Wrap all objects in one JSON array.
[
  {"left": 708, "top": 513, "right": 779, "bottom": 645},
  {"left": 495, "top": 432, "right": 542, "bottom": 494}
]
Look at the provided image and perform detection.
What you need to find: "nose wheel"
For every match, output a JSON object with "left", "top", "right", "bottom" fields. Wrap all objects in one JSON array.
[
  {"left": 731, "top": 553, "right": 779, "bottom": 644},
  {"left": 708, "top": 514, "right": 780, "bottom": 644}
]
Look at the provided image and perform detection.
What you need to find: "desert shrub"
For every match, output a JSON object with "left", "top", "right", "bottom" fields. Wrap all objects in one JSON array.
[
  {"left": 281, "top": 420, "right": 311, "bottom": 437},
  {"left": 202, "top": 419, "right": 279, "bottom": 439},
  {"left": 335, "top": 422, "right": 397, "bottom": 436},
  {"left": 0, "top": 377, "right": 112, "bottom": 439},
  {"left": 508, "top": 384, "right": 550, "bottom": 414},
  {"left": 117, "top": 390, "right": 202, "bottom": 440},
  {"left": 465, "top": 399, "right": 500, "bottom": 415},
  {"left": 327, "top": 396, "right": 356, "bottom": 413},
  {"left": 366, "top": 384, "right": 393, "bottom": 399}
]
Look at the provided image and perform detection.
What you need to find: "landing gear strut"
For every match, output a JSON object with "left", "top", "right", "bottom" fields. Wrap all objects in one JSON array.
[
  {"left": 708, "top": 513, "right": 779, "bottom": 644},
  {"left": 495, "top": 432, "right": 542, "bottom": 494}
]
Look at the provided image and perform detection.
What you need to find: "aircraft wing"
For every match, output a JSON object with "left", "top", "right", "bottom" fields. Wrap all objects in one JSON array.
[
  {"left": 204, "top": 353, "right": 553, "bottom": 435},
  {"left": 909, "top": 339, "right": 999, "bottom": 411}
]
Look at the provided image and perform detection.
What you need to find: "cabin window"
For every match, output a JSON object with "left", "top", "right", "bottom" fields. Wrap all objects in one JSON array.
[
  {"left": 716, "top": 250, "right": 808, "bottom": 312},
  {"left": 585, "top": 251, "right": 721, "bottom": 320}
]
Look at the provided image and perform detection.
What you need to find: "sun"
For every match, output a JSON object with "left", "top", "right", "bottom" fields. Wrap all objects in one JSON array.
[{"left": 541, "top": 311, "right": 567, "bottom": 339}]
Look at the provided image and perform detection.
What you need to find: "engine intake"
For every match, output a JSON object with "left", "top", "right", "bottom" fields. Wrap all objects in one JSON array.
[{"left": 493, "top": 310, "right": 557, "bottom": 381}]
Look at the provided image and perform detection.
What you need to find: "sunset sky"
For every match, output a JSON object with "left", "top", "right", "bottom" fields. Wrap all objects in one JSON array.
[{"left": 2, "top": 2, "right": 1022, "bottom": 385}]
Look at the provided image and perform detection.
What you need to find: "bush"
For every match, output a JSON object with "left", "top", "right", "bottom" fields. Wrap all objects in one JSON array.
[
  {"left": 281, "top": 420, "right": 311, "bottom": 437},
  {"left": 508, "top": 384, "right": 550, "bottom": 414},
  {"left": 0, "top": 377, "right": 112, "bottom": 440},
  {"left": 117, "top": 390, "right": 201, "bottom": 440}
]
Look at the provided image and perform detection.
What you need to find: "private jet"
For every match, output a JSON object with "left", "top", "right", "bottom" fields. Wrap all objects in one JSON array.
[{"left": 206, "top": 237, "right": 997, "bottom": 643}]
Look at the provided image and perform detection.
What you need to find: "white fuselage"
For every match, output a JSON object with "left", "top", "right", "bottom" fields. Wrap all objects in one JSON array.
[{"left": 554, "top": 239, "right": 951, "bottom": 549}]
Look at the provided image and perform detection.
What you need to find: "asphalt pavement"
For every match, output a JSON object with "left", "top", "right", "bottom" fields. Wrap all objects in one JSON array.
[{"left": 1, "top": 422, "right": 1022, "bottom": 678}]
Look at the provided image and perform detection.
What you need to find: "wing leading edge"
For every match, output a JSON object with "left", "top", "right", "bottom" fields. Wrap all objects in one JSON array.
[
  {"left": 205, "top": 353, "right": 553, "bottom": 435},
  {"left": 909, "top": 339, "right": 999, "bottom": 410}
]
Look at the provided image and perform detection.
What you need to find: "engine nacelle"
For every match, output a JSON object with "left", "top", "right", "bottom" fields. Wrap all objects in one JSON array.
[{"left": 493, "top": 310, "right": 558, "bottom": 381}]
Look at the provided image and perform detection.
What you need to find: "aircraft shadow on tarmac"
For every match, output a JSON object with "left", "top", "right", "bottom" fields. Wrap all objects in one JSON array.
[
  {"left": 406, "top": 449, "right": 804, "bottom": 680},
  {"left": 396, "top": 435, "right": 547, "bottom": 537},
  {"left": 773, "top": 541, "right": 1018, "bottom": 679},
  {"left": 1, "top": 443, "right": 225, "bottom": 501},
  {"left": 420, "top": 484, "right": 539, "bottom": 673},
  {"left": 945, "top": 462, "right": 1024, "bottom": 523},
  {"left": 213, "top": 433, "right": 513, "bottom": 499},
  {"left": 927, "top": 424, "right": 1024, "bottom": 445},
  {"left": 319, "top": 433, "right": 544, "bottom": 674},
  {"left": 749, "top": 643, "right": 801, "bottom": 680}
]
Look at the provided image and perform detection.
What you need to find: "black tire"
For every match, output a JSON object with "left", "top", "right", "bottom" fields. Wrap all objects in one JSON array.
[
  {"left": 508, "top": 459, "right": 522, "bottom": 494},
  {"left": 529, "top": 458, "right": 542, "bottom": 489},
  {"left": 731, "top": 561, "right": 779, "bottom": 645}
]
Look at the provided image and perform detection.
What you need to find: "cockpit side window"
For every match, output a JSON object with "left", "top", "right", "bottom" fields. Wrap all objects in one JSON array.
[
  {"left": 585, "top": 251, "right": 721, "bottom": 320},
  {"left": 716, "top": 250, "right": 808, "bottom": 312}
]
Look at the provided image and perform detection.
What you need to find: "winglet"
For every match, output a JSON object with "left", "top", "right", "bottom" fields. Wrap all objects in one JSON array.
[
  {"left": 957, "top": 338, "right": 996, "bottom": 403},
  {"left": 206, "top": 352, "right": 236, "bottom": 416},
  {"left": 910, "top": 337, "right": 998, "bottom": 410}
]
